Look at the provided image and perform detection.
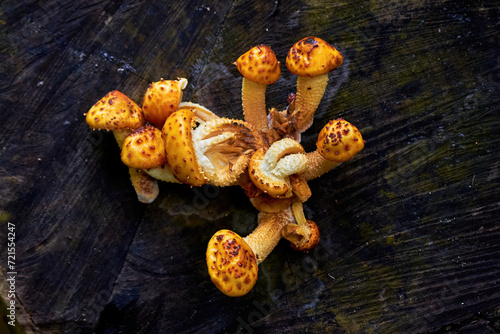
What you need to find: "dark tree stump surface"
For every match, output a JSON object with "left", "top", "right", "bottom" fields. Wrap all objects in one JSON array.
[{"left": 1, "top": 0, "right": 499, "bottom": 333}]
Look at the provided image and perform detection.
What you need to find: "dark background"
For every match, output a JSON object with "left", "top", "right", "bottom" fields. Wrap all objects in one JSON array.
[{"left": 1, "top": 0, "right": 499, "bottom": 333}]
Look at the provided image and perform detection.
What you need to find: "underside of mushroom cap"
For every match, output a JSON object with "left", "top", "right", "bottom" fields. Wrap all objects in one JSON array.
[
  {"left": 316, "top": 119, "right": 364, "bottom": 162},
  {"left": 86, "top": 90, "right": 145, "bottom": 131},
  {"left": 286, "top": 37, "right": 343, "bottom": 77},
  {"left": 193, "top": 118, "right": 266, "bottom": 186},
  {"left": 207, "top": 229, "right": 258, "bottom": 297},
  {"left": 248, "top": 138, "right": 308, "bottom": 198}
]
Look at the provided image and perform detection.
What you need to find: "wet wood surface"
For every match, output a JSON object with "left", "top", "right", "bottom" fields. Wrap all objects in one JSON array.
[{"left": 1, "top": 0, "right": 499, "bottom": 333}]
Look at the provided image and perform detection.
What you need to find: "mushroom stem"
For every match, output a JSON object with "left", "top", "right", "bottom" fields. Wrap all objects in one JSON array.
[
  {"left": 113, "top": 129, "right": 160, "bottom": 203},
  {"left": 244, "top": 207, "right": 294, "bottom": 265},
  {"left": 241, "top": 78, "right": 269, "bottom": 131},
  {"left": 301, "top": 150, "right": 340, "bottom": 181},
  {"left": 282, "top": 201, "right": 320, "bottom": 251},
  {"left": 292, "top": 74, "right": 329, "bottom": 133}
]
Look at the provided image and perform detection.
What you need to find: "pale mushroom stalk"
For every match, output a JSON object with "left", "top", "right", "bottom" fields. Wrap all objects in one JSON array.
[
  {"left": 302, "top": 150, "right": 340, "bottom": 181},
  {"left": 281, "top": 201, "right": 320, "bottom": 251},
  {"left": 292, "top": 74, "right": 330, "bottom": 131},
  {"left": 241, "top": 79, "right": 268, "bottom": 131},
  {"left": 286, "top": 37, "right": 343, "bottom": 133},
  {"left": 235, "top": 45, "right": 281, "bottom": 132},
  {"left": 206, "top": 208, "right": 294, "bottom": 297},
  {"left": 245, "top": 207, "right": 293, "bottom": 264}
]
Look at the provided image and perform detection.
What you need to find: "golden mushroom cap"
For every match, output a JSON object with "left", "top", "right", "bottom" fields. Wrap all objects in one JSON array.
[
  {"left": 289, "top": 220, "right": 320, "bottom": 251},
  {"left": 162, "top": 109, "right": 207, "bottom": 186},
  {"left": 121, "top": 125, "right": 167, "bottom": 169},
  {"left": 234, "top": 44, "right": 281, "bottom": 85},
  {"left": 316, "top": 119, "right": 364, "bottom": 162},
  {"left": 206, "top": 230, "right": 258, "bottom": 297},
  {"left": 85, "top": 90, "right": 145, "bottom": 130},
  {"left": 286, "top": 37, "right": 343, "bottom": 77},
  {"left": 142, "top": 78, "right": 187, "bottom": 129}
]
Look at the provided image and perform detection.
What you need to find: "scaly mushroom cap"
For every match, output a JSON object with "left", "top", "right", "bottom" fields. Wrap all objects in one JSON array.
[
  {"left": 206, "top": 230, "right": 258, "bottom": 297},
  {"left": 121, "top": 125, "right": 167, "bottom": 169},
  {"left": 234, "top": 45, "right": 281, "bottom": 85},
  {"left": 86, "top": 90, "right": 145, "bottom": 130},
  {"left": 162, "top": 109, "right": 206, "bottom": 186},
  {"left": 142, "top": 78, "right": 188, "bottom": 128},
  {"left": 286, "top": 37, "right": 343, "bottom": 77},
  {"left": 316, "top": 119, "right": 364, "bottom": 162},
  {"left": 192, "top": 118, "right": 266, "bottom": 186},
  {"left": 248, "top": 138, "right": 308, "bottom": 198}
]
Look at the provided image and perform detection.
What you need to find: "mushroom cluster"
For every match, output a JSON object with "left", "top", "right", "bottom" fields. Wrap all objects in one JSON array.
[{"left": 85, "top": 36, "right": 364, "bottom": 297}]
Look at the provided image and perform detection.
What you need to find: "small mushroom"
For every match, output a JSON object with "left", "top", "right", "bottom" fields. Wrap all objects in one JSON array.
[
  {"left": 162, "top": 108, "right": 206, "bottom": 186},
  {"left": 286, "top": 37, "right": 343, "bottom": 133},
  {"left": 302, "top": 118, "right": 365, "bottom": 180},
  {"left": 282, "top": 201, "right": 320, "bottom": 251},
  {"left": 248, "top": 138, "right": 308, "bottom": 198},
  {"left": 234, "top": 45, "right": 281, "bottom": 132},
  {"left": 121, "top": 125, "right": 167, "bottom": 169},
  {"left": 85, "top": 90, "right": 145, "bottom": 131},
  {"left": 142, "top": 78, "right": 188, "bottom": 128},
  {"left": 206, "top": 208, "right": 294, "bottom": 297},
  {"left": 85, "top": 91, "right": 159, "bottom": 203}
]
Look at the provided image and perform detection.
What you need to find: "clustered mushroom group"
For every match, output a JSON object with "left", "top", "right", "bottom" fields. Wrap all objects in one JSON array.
[{"left": 85, "top": 37, "right": 364, "bottom": 297}]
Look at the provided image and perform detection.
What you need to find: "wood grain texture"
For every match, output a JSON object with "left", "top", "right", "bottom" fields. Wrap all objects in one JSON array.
[{"left": 1, "top": 0, "right": 499, "bottom": 333}]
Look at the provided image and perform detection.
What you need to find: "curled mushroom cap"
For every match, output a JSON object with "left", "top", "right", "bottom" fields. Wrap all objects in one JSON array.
[
  {"left": 248, "top": 138, "right": 308, "bottom": 198},
  {"left": 162, "top": 109, "right": 206, "bottom": 186},
  {"left": 142, "top": 78, "right": 188, "bottom": 128},
  {"left": 316, "top": 119, "right": 364, "bottom": 162},
  {"left": 121, "top": 125, "right": 167, "bottom": 169},
  {"left": 206, "top": 230, "right": 258, "bottom": 297},
  {"left": 192, "top": 118, "right": 266, "bottom": 186},
  {"left": 286, "top": 37, "right": 343, "bottom": 78},
  {"left": 282, "top": 201, "right": 320, "bottom": 251},
  {"left": 85, "top": 90, "right": 145, "bottom": 131},
  {"left": 235, "top": 44, "right": 281, "bottom": 85}
]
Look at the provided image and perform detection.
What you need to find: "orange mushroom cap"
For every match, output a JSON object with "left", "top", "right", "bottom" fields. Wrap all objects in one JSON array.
[
  {"left": 316, "top": 119, "right": 364, "bottom": 162},
  {"left": 286, "top": 37, "right": 343, "bottom": 77},
  {"left": 142, "top": 78, "right": 187, "bottom": 128},
  {"left": 289, "top": 220, "right": 320, "bottom": 251},
  {"left": 234, "top": 45, "right": 281, "bottom": 85},
  {"left": 162, "top": 109, "right": 206, "bottom": 186},
  {"left": 121, "top": 125, "right": 167, "bottom": 169},
  {"left": 85, "top": 90, "right": 145, "bottom": 130},
  {"left": 206, "top": 230, "right": 258, "bottom": 297}
]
